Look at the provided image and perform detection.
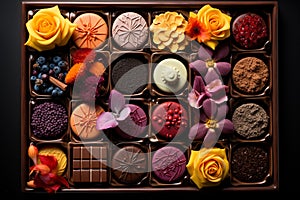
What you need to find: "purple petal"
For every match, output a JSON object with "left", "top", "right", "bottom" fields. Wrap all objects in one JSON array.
[
  {"left": 215, "top": 103, "right": 229, "bottom": 121},
  {"left": 204, "top": 68, "right": 221, "bottom": 84},
  {"left": 201, "top": 129, "right": 220, "bottom": 148},
  {"left": 96, "top": 112, "right": 118, "bottom": 130},
  {"left": 218, "top": 119, "right": 234, "bottom": 134},
  {"left": 200, "top": 111, "right": 208, "bottom": 123},
  {"left": 188, "top": 123, "right": 208, "bottom": 140},
  {"left": 116, "top": 106, "right": 131, "bottom": 121},
  {"left": 213, "top": 42, "right": 230, "bottom": 61},
  {"left": 193, "top": 76, "right": 206, "bottom": 93},
  {"left": 197, "top": 44, "right": 213, "bottom": 61},
  {"left": 206, "top": 79, "right": 228, "bottom": 104},
  {"left": 188, "top": 90, "right": 200, "bottom": 109},
  {"left": 216, "top": 62, "right": 231, "bottom": 76},
  {"left": 189, "top": 60, "right": 207, "bottom": 76},
  {"left": 109, "top": 89, "right": 126, "bottom": 114},
  {"left": 202, "top": 98, "right": 217, "bottom": 119}
]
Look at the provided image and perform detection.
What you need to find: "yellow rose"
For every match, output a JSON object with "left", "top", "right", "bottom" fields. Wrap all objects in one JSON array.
[
  {"left": 186, "top": 148, "right": 229, "bottom": 189},
  {"left": 25, "top": 5, "right": 77, "bottom": 51},
  {"left": 195, "top": 4, "right": 231, "bottom": 50}
]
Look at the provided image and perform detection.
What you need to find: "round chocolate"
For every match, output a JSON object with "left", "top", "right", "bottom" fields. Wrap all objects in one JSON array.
[
  {"left": 153, "top": 58, "right": 187, "bottom": 93},
  {"left": 114, "top": 104, "right": 148, "bottom": 139},
  {"left": 152, "top": 146, "right": 186, "bottom": 183},
  {"left": 70, "top": 103, "right": 104, "bottom": 140},
  {"left": 232, "top": 103, "right": 269, "bottom": 139},
  {"left": 231, "top": 144, "right": 269, "bottom": 183},
  {"left": 151, "top": 101, "right": 188, "bottom": 140},
  {"left": 232, "top": 13, "right": 268, "bottom": 49},
  {"left": 111, "top": 56, "right": 148, "bottom": 94},
  {"left": 111, "top": 145, "right": 147, "bottom": 184},
  {"left": 232, "top": 57, "right": 269, "bottom": 94},
  {"left": 72, "top": 13, "right": 108, "bottom": 49},
  {"left": 31, "top": 101, "right": 68, "bottom": 139},
  {"left": 112, "top": 12, "right": 149, "bottom": 50}
]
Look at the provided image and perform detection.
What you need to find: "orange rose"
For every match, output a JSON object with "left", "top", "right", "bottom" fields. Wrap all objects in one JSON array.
[
  {"left": 25, "top": 5, "right": 77, "bottom": 51},
  {"left": 186, "top": 148, "right": 229, "bottom": 189}
]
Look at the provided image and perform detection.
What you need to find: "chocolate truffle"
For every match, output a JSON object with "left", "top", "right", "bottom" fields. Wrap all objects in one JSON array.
[
  {"left": 152, "top": 146, "right": 186, "bottom": 183},
  {"left": 153, "top": 58, "right": 187, "bottom": 93},
  {"left": 232, "top": 13, "right": 268, "bottom": 49},
  {"left": 114, "top": 104, "right": 148, "bottom": 139},
  {"left": 111, "top": 145, "right": 147, "bottom": 184},
  {"left": 151, "top": 101, "right": 188, "bottom": 140},
  {"left": 112, "top": 12, "right": 149, "bottom": 50},
  {"left": 31, "top": 101, "right": 68, "bottom": 139},
  {"left": 231, "top": 144, "right": 269, "bottom": 183},
  {"left": 71, "top": 145, "right": 108, "bottom": 183},
  {"left": 111, "top": 55, "right": 148, "bottom": 94},
  {"left": 232, "top": 57, "right": 269, "bottom": 94},
  {"left": 72, "top": 13, "right": 108, "bottom": 49},
  {"left": 232, "top": 103, "right": 269, "bottom": 139},
  {"left": 70, "top": 103, "right": 104, "bottom": 140},
  {"left": 38, "top": 146, "right": 67, "bottom": 176}
]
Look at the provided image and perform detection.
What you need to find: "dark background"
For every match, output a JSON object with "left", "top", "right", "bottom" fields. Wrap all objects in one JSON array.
[{"left": 0, "top": 0, "right": 298, "bottom": 199}]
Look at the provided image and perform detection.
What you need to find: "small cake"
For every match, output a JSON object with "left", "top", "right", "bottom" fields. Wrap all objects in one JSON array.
[
  {"left": 31, "top": 101, "right": 68, "bottom": 139},
  {"left": 153, "top": 58, "right": 187, "bottom": 94},
  {"left": 111, "top": 55, "right": 148, "bottom": 94},
  {"left": 114, "top": 104, "right": 148, "bottom": 139},
  {"left": 232, "top": 103, "right": 269, "bottom": 139},
  {"left": 232, "top": 57, "right": 269, "bottom": 94},
  {"left": 152, "top": 146, "right": 186, "bottom": 183},
  {"left": 112, "top": 12, "right": 149, "bottom": 50},
  {"left": 72, "top": 13, "right": 108, "bottom": 49},
  {"left": 70, "top": 103, "right": 104, "bottom": 140},
  {"left": 71, "top": 145, "right": 108, "bottom": 183},
  {"left": 232, "top": 13, "right": 268, "bottom": 49},
  {"left": 111, "top": 145, "right": 147, "bottom": 184},
  {"left": 38, "top": 146, "right": 67, "bottom": 176},
  {"left": 231, "top": 144, "right": 269, "bottom": 183},
  {"left": 151, "top": 101, "right": 188, "bottom": 140}
]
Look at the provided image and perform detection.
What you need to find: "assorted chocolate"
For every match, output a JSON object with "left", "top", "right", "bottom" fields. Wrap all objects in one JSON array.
[{"left": 22, "top": 2, "right": 278, "bottom": 192}]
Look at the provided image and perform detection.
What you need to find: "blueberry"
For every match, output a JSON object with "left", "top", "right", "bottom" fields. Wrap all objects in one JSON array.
[
  {"left": 52, "top": 88, "right": 58, "bottom": 96},
  {"left": 49, "top": 63, "right": 55, "bottom": 69},
  {"left": 33, "top": 84, "right": 40, "bottom": 91},
  {"left": 36, "top": 56, "right": 46, "bottom": 65},
  {"left": 37, "top": 73, "right": 42, "bottom": 79},
  {"left": 58, "top": 60, "right": 68, "bottom": 69},
  {"left": 53, "top": 56, "right": 62, "bottom": 64},
  {"left": 41, "top": 65, "right": 49, "bottom": 73},
  {"left": 30, "top": 76, "right": 37, "bottom": 81},
  {"left": 57, "top": 88, "right": 64, "bottom": 96},
  {"left": 53, "top": 66, "right": 61, "bottom": 74},
  {"left": 46, "top": 86, "right": 54, "bottom": 94}
]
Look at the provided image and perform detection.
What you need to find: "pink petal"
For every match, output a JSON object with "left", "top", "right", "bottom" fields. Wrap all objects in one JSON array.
[
  {"left": 200, "top": 111, "right": 208, "bottom": 123},
  {"left": 189, "top": 60, "right": 207, "bottom": 76},
  {"left": 197, "top": 44, "right": 213, "bottom": 60},
  {"left": 109, "top": 89, "right": 126, "bottom": 114},
  {"left": 216, "top": 62, "right": 231, "bottom": 76},
  {"left": 116, "top": 106, "right": 131, "bottom": 121},
  {"left": 218, "top": 119, "right": 234, "bottom": 134},
  {"left": 201, "top": 128, "right": 221, "bottom": 148},
  {"left": 213, "top": 42, "right": 230, "bottom": 61},
  {"left": 215, "top": 103, "right": 229, "bottom": 121},
  {"left": 204, "top": 68, "right": 221, "bottom": 84},
  {"left": 202, "top": 98, "right": 217, "bottom": 119},
  {"left": 96, "top": 112, "right": 118, "bottom": 130},
  {"left": 188, "top": 90, "right": 200, "bottom": 109},
  {"left": 193, "top": 76, "right": 206, "bottom": 93},
  {"left": 188, "top": 123, "right": 208, "bottom": 140}
]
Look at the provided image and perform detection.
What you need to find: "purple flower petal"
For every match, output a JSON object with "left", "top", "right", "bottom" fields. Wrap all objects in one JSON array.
[
  {"left": 213, "top": 42, "right": 230, "bottom": 61},
  {"left": 204, "top": 68, "right": 221, "bottom": 84},
  {"left": 218, "top": 119, "right": 234, "bottom": 134},
  {"left": 202, "top": 98, "right": 217, "bottom": 119},
  {"left": 216, "top": 62, "right": 231, "bottom": 76},
  {"left": 109, "top": 89, "right": 126, "bottom": 114},
  {"left": 96, "top": 112, "right": 118, "bottom": 130},
  {"left": 206, "top": 79, "right": 228, "bottom": 104},
  {"left": 201, "top": 128, "right": 221, "bottom": 148},
  {"left": 197, "top": 44, "right": 213, "bottom": 61},
  {"left": 215, "top": 103, "right": 229, "bottom": 121},
  {"left": 115, "top": 106, "right": 131, "bottom": 121},
  {"left": 200, "top": 111, "right": 208, "bottom": 123},
  {"left": 193, "top": 76, "right": 206, "bottom": 93},
  {"left": 188, "top": 123, "right": 208, "bottom": 140},
  {"left": 188, "top": 90, "right": 201, "bottom": 109},
  {"left": 189, "top": 60, "right": 207, "bottom": 76}
]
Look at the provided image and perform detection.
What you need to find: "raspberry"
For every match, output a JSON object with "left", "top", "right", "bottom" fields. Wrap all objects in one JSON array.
[{"left": 232, "top": 13, "right": 268, "bottom": 49}]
